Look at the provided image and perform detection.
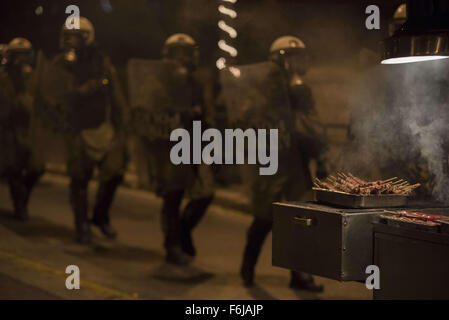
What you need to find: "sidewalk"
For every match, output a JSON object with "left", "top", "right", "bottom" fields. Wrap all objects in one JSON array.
[
  {"left": 46, "top": 162, "right": 251, "bottom": 214},
  {"left": 0, "top": 173, "right": 372, "bottom": 300}
]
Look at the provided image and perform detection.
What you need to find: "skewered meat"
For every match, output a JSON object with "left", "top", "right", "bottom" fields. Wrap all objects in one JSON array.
[
  {"left": 381, "top": 210, "right": 449, "bottom": 229},
  {"left": 392, "top": 210, "right": 449, "bottom": 222},
  {"left": 381, "top": 214, "right": 441, "bottom": 226},
  {"left": 313, "top": 173, "right": 420, "bottom": 196}
]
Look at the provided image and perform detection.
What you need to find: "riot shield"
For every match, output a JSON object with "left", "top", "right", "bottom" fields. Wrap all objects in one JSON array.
[
  {"left": 35, "top": 52, "right": 74, "bottom": 133},
  {"left": 219, "top": 61, "right": 293, "bottom": 147},
  {"left": 127, "top": 59, "right": 192, "bottom": 141},
  {"left": 220, "top": 61, "right": 311, "bottom": 202}
]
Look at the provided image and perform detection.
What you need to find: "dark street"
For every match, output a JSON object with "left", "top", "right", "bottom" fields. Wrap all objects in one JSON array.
[
  {"left": 0, "top": 174, "right": 371, "bottom": 300},
  {"left": 1, "top": 0, "right": 448, "bottom": 304}
]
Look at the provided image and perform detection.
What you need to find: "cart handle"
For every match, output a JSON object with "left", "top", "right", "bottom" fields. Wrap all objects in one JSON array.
[{"left": 293, "top": 217, "right": 313, "bottom": 227}]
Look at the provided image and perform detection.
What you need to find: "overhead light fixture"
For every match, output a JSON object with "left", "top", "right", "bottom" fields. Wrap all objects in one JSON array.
[
  {"left": 381, "top": 0, "right": 449, "bottom": 64},
  {"left": 382, "top": 55, "right": 449, "bottom": 64}
]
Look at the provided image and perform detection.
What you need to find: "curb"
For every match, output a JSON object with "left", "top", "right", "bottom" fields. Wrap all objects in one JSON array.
[{"left": 44, "top": 162, "right": 251, "bottom": 215}]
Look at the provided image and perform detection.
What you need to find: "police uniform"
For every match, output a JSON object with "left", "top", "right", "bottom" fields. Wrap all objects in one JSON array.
[
  {"left": 0, "top": 38, "right": 44, "bottom": 221},
  {"left": 45, "top": 17, "right": 128, "bottom": 243},
  {"left": 137, "top": 34, "right": 215, "bottom": 265},
  {"left": 239, "top": 36, "right": 326, "bottom": 291}
]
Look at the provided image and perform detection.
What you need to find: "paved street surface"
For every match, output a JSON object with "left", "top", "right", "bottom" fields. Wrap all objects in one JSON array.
[{"left": 0, "top": 174, "right": 372, "bottom": 300}]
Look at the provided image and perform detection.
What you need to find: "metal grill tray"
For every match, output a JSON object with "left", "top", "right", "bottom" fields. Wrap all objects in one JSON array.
[
  {"left": 314, "top": 189, "right": 408, "bottom": 209},
  {"left": 379, "top": 215, "right": 440, "bottom": 233}
]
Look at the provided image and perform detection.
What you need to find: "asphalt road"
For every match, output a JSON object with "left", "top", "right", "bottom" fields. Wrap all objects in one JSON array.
[{"left": 0, "top": 173, "right": 372, "bottom": 300}]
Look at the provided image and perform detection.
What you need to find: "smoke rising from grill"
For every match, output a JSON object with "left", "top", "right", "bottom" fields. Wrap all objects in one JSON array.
[{"left": 344, "top": 59, "right": 449, "bottom": 202}]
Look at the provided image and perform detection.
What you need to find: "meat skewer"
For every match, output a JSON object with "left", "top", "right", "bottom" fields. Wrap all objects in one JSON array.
[
  {"left": 313, "top": 174, "right": 420, "bottom": 196},
  {"left": 382, "top": 177, "right": 398, "bottom": 183}
]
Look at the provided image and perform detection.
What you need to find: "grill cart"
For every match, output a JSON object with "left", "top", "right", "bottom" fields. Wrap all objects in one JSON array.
[{"left": 273, "top": 200, "right": 449, "bottom": 299}]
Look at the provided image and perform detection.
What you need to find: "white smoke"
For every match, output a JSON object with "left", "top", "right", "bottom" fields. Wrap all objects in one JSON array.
[{"left": 345, "top": 59, "right": 449, "bottom": 202}]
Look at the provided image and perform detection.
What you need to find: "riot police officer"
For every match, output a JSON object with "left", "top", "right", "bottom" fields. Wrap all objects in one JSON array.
[
  {"left": 0, "top": 38, "right": 44, "bottom": 221},
  {"left": 143, "top": 33, "right": 215, "bottom": 265},
  {"left": 48, "top": 17, "right": 128, "bottom": 243},
  {"left": 389, "top": 3, "right": 407, "bottom": 37},
  {"left": 239, "top": 36, "right": 326, "bottom": 291}
]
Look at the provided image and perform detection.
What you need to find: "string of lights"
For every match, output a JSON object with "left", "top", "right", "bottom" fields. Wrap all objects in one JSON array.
[{"left": 217, "top": 0, "right": 240, "bottom": 77}]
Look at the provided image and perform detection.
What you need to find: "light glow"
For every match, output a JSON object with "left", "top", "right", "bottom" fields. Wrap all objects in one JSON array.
[
  {"left": 216, "top": 57, "right": 226, "bottom": 70},
  {"left": 229, "top": 66, "right": 241, "bottom": 78},
  {"left": 218, "top": 20, "right": 237, "bottom": 39},
  {"left": 218, "top": 5, "right": 237, "bottom": 18},
  {"left": 217, "top": 0, "right": 238, "bottom": 70},
  {"left": 382, "top": 55, "right": 449, "bottom": 64},
  {"left": 35, "top": 6, "right": 43, "bottom": 15},
  {"left": 218, "top": 40, "right": 238, "bottom": 57}
]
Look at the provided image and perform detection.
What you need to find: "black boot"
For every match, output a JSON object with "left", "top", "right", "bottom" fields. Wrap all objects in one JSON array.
[
  {"left": 13, "top": 166, "right": 44, "bottom": 221},
  {"left": 180, "top": 227, "right": 195, "bottom": 257},
  {"left": 23, "top": 168, "right": 43, "bottom": 203},
  {"left": 162, "top": 190, "right": 191, "bottom": 265},
  {"left": 92, "top": 223, "right": 117, "bottom": 239},
  {"left": 165, "top": 246, "right": 192, "bottom": 266},
  {"left": 240, "top": 218, "right": 272, "bottom": 287},
  {"left": 92, "top": 176, "right": 122, "bottom": 239},
  {"left": 289, "top": 271, "right": 324, "bottom": 292},
  {"left": 240, "top": 258, "right": 255, "bottom": 288},
  {"left": 75, "top": 221, "right": 91, "bottom": 244},
  {"left": 70, "top": 178, "right": 91, "bottom": 244},
  {"left": 8, "top": 174, "right": 29, "bottom": 221},
  {"left": 180, "top": 195, "right": 214, "bottom": 257}
]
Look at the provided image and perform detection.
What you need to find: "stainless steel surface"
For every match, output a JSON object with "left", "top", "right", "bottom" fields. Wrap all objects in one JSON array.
[
  {"left": 381, "top": 0, "right": 449, "bottom": 61},
  {"left": 382, "top": 33, "right": 449, "bottom": 61},
  {"left": 272, "top": 202, "right": 381, "bottom": 281},
  {"left": 314, "top": 189, "right": 408, "bottom": 209}
]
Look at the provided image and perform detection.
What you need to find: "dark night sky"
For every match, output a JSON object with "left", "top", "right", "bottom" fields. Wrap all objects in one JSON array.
[{"left": 0, "top": 0, "right": 404, "bottom": 67}]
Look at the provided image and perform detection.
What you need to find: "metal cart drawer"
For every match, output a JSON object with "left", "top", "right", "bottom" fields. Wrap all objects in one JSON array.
[
  {"left": 373, "top": 223, "right": 449, "bottom": 300},
  {"left": 272, "top": 202, "right": 379, "bottom": 281}
]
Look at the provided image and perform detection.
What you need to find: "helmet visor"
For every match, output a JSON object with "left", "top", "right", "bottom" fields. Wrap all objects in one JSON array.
[
  {"left": 165, "top": 45, "right": 196, "bottom": 63},
  {"left": 62, "top": 30, "right": 88, "bottom": 50},
  {"left": 279, "top": 49, "right": 309, "bottom": 75},
  {"left": 8, "top": 50, "right": 34, "bottom": 67}
]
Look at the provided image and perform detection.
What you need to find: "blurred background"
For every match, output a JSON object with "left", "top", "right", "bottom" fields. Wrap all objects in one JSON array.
[
  {"left": 0, "top": 0, "right": 409, "bottom": 300},
  {"left": 0, "top": 0, "right": 403, "bottom": 64},
  {"left": 0, "top": 0, "right": 405, "bottom": 186}
]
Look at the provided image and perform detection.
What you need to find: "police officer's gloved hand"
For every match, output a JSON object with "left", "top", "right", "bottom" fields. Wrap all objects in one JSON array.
[{"left": 77, "top": 78, "right": 104, "bottom": 96}]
